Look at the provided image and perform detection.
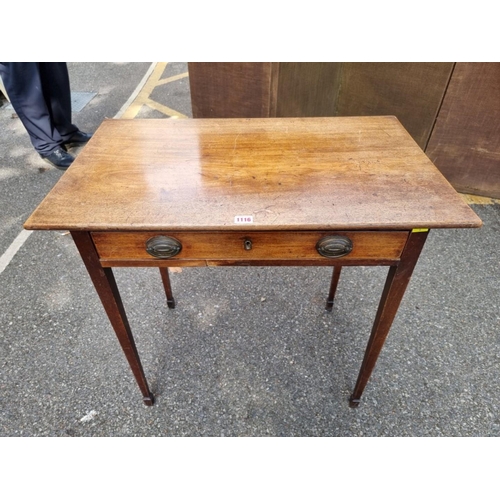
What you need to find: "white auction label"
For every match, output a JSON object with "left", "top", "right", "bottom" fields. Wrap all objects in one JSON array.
[{"left": 234, "top": 215, "right": 254, "bottom": 224}]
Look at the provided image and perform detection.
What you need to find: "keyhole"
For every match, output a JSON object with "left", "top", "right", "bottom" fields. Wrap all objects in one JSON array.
[{"left": 244, "top": 239, "right": 252, "bottom": 251}]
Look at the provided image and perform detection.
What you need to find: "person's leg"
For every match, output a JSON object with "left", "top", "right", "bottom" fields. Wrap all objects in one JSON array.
[
  {"left": 0, "top": 62, "right": 64, "bottom": 154},
  {"left": 38, "top": 62, "right": 78, "bottom": 141}
]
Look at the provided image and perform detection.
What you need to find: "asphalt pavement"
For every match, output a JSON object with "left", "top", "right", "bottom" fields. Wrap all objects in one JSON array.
[{"left": 1, "top": 63, "right": 499, "bottom": 437}]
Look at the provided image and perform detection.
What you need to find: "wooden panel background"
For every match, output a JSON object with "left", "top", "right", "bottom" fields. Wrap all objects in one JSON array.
[
  {"left": 335, "top": 63, "right": 454, "bottom": 149},
  {"left": 188, "top": 62, "right": 277, "bottom": 118},
  {"left": 275, "top": 63, "right": 341, "bottom": 117},
  {"left": 425, "top": 63, "right": 500, "bottom": 198}
]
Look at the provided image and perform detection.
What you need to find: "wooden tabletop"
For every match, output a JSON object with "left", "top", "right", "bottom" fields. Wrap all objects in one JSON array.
[{"left": 25, "top": 116, "right": 482, "bottom": 231}]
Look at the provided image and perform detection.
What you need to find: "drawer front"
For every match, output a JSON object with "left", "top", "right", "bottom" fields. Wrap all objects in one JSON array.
[{"left": 91, "top": 231, "right": 409, "bottom": 263}]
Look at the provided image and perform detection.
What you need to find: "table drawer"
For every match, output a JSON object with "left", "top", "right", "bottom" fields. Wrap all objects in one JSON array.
[{"left": 91, "top": 231, "right": 409, "bottom": 263}]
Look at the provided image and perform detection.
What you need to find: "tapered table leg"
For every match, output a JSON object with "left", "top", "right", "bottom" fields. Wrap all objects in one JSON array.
[
  {"left": 159, "top": 268, "right": 176, "bottom": 309},
  {"left": 326, "top": 266, "right": 342, "bottom": 311},
  {"left": 71, "top": 231, "right": 155, "bottom": 406},
  {"left": 349, "top": 231, "right": 429, "bottom": 408}
]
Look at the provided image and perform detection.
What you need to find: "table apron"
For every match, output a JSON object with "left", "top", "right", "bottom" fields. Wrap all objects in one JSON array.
[{"left": 91, "top": 230, "right": 409, "bottom": 267}]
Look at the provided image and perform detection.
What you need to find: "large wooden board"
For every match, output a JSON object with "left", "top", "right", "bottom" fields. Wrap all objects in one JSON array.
[
  {"left": 275, "top": 63, "right": 341, "bottom": 117},
  {"left": 188, "top": 63, "right": 277, "bottom": 118},
  {"left": 426, "top": 62, "right": 500, "bottom": 198},
  {"left": 335, "top": 63, "right": 454, "bottom": 149}
]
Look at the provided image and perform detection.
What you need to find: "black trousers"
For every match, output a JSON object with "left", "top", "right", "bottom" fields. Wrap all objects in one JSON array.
[{"left": 0, "top": 62, "right": 78, "bottom": 154}]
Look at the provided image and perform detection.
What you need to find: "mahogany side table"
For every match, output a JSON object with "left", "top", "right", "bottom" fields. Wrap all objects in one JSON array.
[{"left": 24, "top": 117, "right": 482, "bottom": 407}]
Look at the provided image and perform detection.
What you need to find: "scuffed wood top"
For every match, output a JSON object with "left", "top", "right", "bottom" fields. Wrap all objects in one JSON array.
[{"left": 25, "top": 117, "right": 482, "bottom": 231}]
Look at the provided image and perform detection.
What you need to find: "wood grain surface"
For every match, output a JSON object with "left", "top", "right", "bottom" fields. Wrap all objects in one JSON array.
[
  {"left": 24, "top": 116, "right": 482, "bottom": 232},
  {"left": 275, "top": 63, "right": 341, "bottom": 117},
  {"left": 426, "top": 63, "right": 500, "bottom": 198},
  {"left": 188, "top": 63, "right": 278, "bottom": 118},
  {"left": 91, "top": 230, "right": 408, "bottom": 263},
  {"left": 335, "top": 63, "right": 454, "bottom": 149}
]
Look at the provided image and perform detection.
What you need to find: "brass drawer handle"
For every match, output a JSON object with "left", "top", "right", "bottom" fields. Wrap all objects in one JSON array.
[
  {"left": 146, "top": 235, "right": 182, "bottom": 258},
  {"left": 316, "top": 235, "right": 353, "bottom": 258}
]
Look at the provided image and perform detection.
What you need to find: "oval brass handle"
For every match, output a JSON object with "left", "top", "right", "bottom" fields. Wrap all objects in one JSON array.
[
  {"left": 146, "top": 235, "right": 182, "bottom": 258},
  {"left": 316, "top": 235, "right": 353, "bottom": 258}
]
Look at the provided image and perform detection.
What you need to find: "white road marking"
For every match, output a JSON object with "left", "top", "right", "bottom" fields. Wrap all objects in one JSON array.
[{"left": 0, "top": 229, "right": 33, "bottom": 274}]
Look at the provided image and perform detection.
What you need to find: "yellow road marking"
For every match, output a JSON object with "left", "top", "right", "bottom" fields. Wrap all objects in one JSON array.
[
  {"left": 460, "top": 193, "right": 498, "bottom": 205},
  {"left": 120, "top": 62, "right": 188, "bottom": 119},
  {"left": 145, "top": 98, "right": 187, "bottom": 119},
  {"left": 157, "top": 72, "right": 189, "bottom": 86}
]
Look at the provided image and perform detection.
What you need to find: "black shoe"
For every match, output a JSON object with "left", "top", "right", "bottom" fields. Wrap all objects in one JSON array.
[
  {"left": 64, "top": 130, "right": 93, "bottom": 148},
  {"left": 40, "top": 147, "right": 75, "bottom": 170}
]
